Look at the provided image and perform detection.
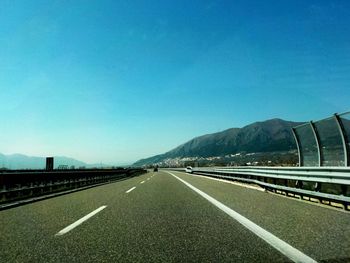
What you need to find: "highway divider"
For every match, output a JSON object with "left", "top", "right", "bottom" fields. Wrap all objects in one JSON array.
[
  {"left": 168, "top": 167, "right": 350, "bottom": 210},
  {"left": 0, "top": 168, "right": 146, "bottom": 207}
]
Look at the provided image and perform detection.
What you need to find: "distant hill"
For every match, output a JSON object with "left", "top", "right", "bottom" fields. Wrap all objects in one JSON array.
[
  {"left": 133, "top": 118, "right": 304, "bottom": 166},
  {"left": 0, "top": 153, "right": 98, "bottom": 169}
]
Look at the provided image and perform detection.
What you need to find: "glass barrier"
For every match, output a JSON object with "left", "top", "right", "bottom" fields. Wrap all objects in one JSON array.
[
  {"left": 314, "top": 117, "right": 344, "bottom": 166},
  {"left": 339, "top": 112, "right": 350, "bottom": 164},
  {"left": 294, "top": 124, "right": 319, "bottom": 166},
  {"left": 293, "top": 112, "right": 350, "bottom": 167}
]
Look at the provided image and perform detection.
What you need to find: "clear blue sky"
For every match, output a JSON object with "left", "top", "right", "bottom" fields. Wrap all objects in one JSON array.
[{"left": 1, "top": 0, "right": 349, "bottom": 165}]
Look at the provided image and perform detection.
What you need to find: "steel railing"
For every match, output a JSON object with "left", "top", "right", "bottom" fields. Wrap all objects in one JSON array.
[
  {"left": 0, "top": 168, "right": 146, "bottom": 206},
  {"left": 168, "top": 166, "right": 350, "bottom": 209}
]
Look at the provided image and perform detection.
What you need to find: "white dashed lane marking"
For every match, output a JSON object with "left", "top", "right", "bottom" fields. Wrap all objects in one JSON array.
[
  {"left": 126, "top": 187, "right": 136, "bottom": 193},
  {"left": 55, "top": 206, "right": 107, "bottom": 236}
]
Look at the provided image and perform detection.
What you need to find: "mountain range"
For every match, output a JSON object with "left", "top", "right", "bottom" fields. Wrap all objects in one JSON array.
[
  {"left": 133, "top": 118, "right": 304, "bottom": 166},
  {"left": 1, "top": 118, "right": 304, "bottom": 169},
  {"left": 0, "top": 153, "right": 105, "bottom": 170}
]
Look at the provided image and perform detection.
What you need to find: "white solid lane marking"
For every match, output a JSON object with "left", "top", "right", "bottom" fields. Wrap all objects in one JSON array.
[
  {"left": 126, "top": 186, "right": 136, "bottom": 193},
  {"left": 55, "top": 206, "right": 107, "bottom": 236},
  {"left": 167, "top": 172, "right": 318, "bottom": 263},
  {"left": 140, "top": 181, "right": 145, "bottom": 184}
]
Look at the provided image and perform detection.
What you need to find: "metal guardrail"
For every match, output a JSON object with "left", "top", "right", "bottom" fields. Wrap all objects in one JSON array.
[
  {"left": 169, "top": 166, "right": 350, "bottom": 209},
  {"left": 0, "top": 168, "right": 146, "bottom": 206}
]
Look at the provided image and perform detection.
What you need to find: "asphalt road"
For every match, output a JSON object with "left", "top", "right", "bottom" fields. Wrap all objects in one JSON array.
[{"left": 0, "top": 170, "right": 349, "bottom": 262}]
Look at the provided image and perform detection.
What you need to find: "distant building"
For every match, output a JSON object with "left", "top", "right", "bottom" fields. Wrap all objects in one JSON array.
[
  {"left": 57, "top": 165, "right": 69, "bottom": 170},
  {"left": 46, "top": 157, "right": 54, "bottom": 171}
]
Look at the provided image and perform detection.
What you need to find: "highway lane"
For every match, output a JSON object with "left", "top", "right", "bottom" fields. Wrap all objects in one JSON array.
[
  {"left": 170, "top": 170, "right": 350, "bottom": 262},
  {"left": 0, "top": 173, "right": 147, "bottom": 262},
  {"left": 0, "top": 170, "right": 349, "bottom": 262}
]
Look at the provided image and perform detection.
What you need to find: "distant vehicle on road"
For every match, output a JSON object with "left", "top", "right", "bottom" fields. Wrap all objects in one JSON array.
[
  {"left": 153, "top": 166, "right": 158, "bottom": 172},
  {"left": 185, "top": 166, "right": 193, "bottom": 173}
]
